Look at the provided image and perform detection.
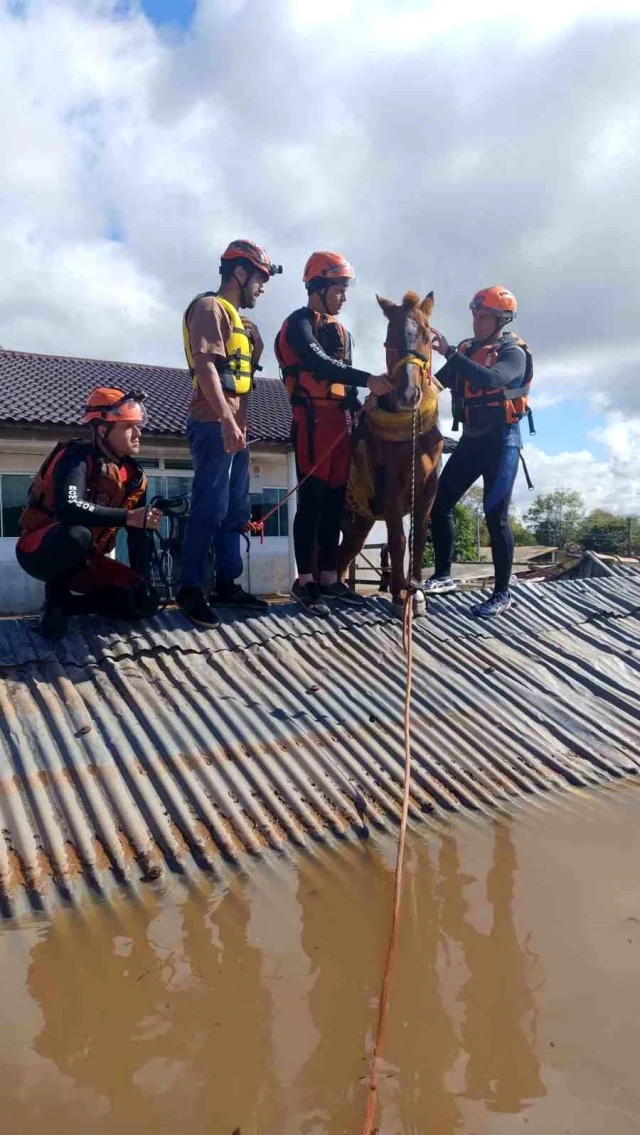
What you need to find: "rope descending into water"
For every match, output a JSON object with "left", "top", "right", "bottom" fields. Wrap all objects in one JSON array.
[{"left": 361, "top": 399, "right": 420, "bottom": 1135}]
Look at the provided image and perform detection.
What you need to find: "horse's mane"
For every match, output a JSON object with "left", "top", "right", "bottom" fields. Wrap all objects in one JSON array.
[{"left": 401, "top": 290, "right": 421, "bottom": 310}]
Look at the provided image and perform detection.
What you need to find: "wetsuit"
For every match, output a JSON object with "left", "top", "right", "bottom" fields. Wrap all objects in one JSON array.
[
  {"left": 431, "top": 335, "right": 527, "bottom": 592},
  {"left": 275, "top": 307, "right": 369, "bottom": 575},
  {"left": 17, "top": 441, "right": 155, "bottom": 616}
]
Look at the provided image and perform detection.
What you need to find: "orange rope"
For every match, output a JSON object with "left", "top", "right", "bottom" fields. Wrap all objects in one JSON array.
[
  {"left": 248, "top": 407, "right": 364, "bottom": 541},
  {"left": 361, "top": 589, "right": 415, "bottom": 1135}
]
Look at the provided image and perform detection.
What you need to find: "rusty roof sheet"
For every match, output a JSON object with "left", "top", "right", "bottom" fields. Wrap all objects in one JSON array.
[{"left": 1, "top": 572, "right": 640, "bottom": 919}]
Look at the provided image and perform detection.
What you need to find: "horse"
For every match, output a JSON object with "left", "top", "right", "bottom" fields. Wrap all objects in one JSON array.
[{"left": 338, "top": 290, "right": 444, "bottom": 615}]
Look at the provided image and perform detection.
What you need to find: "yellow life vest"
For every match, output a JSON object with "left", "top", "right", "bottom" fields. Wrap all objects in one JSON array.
[{"left": 183, "top": 292, "right": 254, "bottom": 396}]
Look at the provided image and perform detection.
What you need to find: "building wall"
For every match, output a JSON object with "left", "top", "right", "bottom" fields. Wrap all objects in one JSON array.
[{"left": 0, "top": 432, "right": 294, "bottom": 614}]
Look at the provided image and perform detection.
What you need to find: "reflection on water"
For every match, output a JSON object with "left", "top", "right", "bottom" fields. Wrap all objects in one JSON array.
[
  {"left": 2, "top": 790, "right": 640, "bottom": 1134},
  {"left": 439, "top": 822, "right": 545, "bottom": 1115}
]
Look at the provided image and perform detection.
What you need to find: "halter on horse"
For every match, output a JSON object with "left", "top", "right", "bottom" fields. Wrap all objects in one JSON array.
[{"left": 338, "top": 291, "right": 444, "bottom": 612}]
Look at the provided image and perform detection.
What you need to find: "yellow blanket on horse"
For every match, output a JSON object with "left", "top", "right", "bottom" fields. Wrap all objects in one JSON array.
[{"left": 346, "top": 387, "right": 440, "bottom": 523}]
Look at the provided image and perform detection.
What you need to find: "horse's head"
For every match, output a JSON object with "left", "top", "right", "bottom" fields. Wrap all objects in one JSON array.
[{"left": 376, "top": 290, "right": 434, "bottom": 411}]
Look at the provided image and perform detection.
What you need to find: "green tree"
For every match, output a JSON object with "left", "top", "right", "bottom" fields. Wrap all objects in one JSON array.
[
  {"left": 523, "top": 488, "right": 585, "bottom": 547},
  {"left": 423, "top": 502, "right": 478, "bottom": 567},
  {"left": 510, "top": 517, "right": 537, "bottom": 546},
  {"left": 463, "top": 487, "right": 487, "bottom": 555},
  {"left": 464, "top": 487, "right": 536, "bottom": 552},
  {"left": 579, "top": 510, "right": 632, "bottom": 555}
]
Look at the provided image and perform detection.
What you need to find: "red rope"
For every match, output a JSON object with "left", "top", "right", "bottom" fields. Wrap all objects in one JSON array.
[
  {"left": 248, "top": 407, "right": 364, "bottom": 542},
  {"left": 361, "top": 590, "right": 415, "bottom": 1135},
  {"left": 361, "top": 378, "right": 423, "bottom": 1134}
]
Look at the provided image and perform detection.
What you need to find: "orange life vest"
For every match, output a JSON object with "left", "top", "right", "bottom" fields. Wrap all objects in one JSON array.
[
  {"left": 19, "top": 440, "right": 146, "bottom": 556},
  {"left": 275, "top": 310, "right": 356, "bottom": 409},
  {"left": 451, "top": 332, "right": 534, "bottom": 433}
]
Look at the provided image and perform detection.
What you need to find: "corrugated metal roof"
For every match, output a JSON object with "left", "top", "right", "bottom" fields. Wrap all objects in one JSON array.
[
  {"left": 1, "top": 572, "right": 640, "bottom": 918},
  {"left": 562, "top": 550, "right": 640, "bottom": 580}
]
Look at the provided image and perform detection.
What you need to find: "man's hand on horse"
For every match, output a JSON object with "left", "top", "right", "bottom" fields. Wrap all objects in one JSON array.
[
  {"left": 367, "top": 373, "right": 393, "bottom": 396},
  {"left": 429, "top": 328, "right": 450, "bottom": 356}
]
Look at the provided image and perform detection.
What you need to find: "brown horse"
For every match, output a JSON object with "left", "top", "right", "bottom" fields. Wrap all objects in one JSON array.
[{"left": 338, "top": 290, "right": 444, "bottom": 613}]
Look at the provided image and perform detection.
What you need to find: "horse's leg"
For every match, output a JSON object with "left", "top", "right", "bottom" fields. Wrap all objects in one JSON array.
[
  {"left": 338, "top": 513, "right": 374, "bottom": 583},
  {"left": 412, "top": 445, "right": 443, "bottom": 583},
  {"left": 381, "top": 445, "right": 409, "bottom": 603},
  {"left": 385, "top": 509, "right": 406, "bottom": 601}
]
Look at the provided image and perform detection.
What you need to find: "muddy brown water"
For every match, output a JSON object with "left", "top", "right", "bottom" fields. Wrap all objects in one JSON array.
[{"left": 2, "top": 784, "right": 640, "bottom": 1135}]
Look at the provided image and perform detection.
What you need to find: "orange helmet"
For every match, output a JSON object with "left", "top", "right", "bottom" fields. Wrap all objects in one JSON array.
[
  {"left": 303, "top": 250, "right": 355, "bottom": 291},
  {"left": 220, "top": 240, "right": 282, "bottom": 279},
  {"left": 82, "top": 387, "right": 148, "bottom": 426},
  {"left": 470, "top": 286, "right": 517, "bottom": 323}
]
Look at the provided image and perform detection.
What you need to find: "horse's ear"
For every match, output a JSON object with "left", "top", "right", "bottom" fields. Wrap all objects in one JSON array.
[
  {"left": 376, "top": 294, "right": 396, "bottom": 319},
  {"left": 420, "top": 291, "right": 435, "bottom": 316}
]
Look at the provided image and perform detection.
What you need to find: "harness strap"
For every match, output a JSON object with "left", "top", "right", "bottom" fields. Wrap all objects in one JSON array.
[
  {"left": 467, "top": 385, "right": 530, "bottom": 408},
  {"left": 390, "top": 351, "right": 430, "bottom": 378},
  {"left": 519, "top": 450, "right": 534, "bottom": 491}
]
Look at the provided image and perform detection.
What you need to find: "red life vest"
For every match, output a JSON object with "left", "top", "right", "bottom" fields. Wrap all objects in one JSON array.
[
  {"left": 275, "top": 310, "right": 356, "bottom": 409},
  {"left": 451, "top": 332, "right": 534, "bottom": 432},
  {"left": 19, "top": 440, "right": 146, "bottom": 556}
]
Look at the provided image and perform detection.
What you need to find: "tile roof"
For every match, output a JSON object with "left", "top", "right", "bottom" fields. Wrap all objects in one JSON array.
[
  {"left": 1, "top": 571, "right": 639, "bottom": 918},
  {"left": 0, "top": 347, "right": 457, "bottom": 451},
  {"left": 0, "top": 348, "right": 292, "bottom": 443}
]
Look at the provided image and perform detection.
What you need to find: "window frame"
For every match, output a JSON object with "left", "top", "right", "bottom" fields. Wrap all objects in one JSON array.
[{"left": 0, "top": 470, "right": 34, "bottom": 539}]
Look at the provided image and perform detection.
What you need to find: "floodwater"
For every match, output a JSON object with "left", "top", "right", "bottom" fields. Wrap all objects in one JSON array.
[{"left": 2, "top": 786, "right": 640, "bottom": 1135}]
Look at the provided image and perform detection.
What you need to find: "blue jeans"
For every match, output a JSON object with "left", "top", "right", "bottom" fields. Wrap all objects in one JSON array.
[{"left": 181, "top": 418, "right": 250, "bottom": 589}]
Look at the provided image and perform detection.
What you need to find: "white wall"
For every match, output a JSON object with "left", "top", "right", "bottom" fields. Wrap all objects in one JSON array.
[{"left": 0, "top": 538, "right": 44, "bottom": 614}]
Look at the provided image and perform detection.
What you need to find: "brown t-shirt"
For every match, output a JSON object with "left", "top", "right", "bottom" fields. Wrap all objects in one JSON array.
[{"left": 187, "top": 294, "right": 246, "bottom": 426}]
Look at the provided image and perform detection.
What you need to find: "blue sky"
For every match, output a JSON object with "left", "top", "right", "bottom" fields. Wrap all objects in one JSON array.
[{"left": 141, "top": 0, "right": 195, "bottom": 28}]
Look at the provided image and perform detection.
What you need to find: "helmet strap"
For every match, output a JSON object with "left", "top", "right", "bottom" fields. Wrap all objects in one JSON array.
[
  {"left": 308, "top": 284, "right": 330, "bottom": 313},
  {"left": 474, "top": 313, "right": 507, "bottom": 346},
  {"left": 237, "top": 268, "right": 250, "bottom": 308},
  {"left": 93, "top": 422, "right": 120, "bottom": 462}
]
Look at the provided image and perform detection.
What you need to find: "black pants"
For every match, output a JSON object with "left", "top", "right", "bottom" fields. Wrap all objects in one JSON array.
[
  {"left": 430, "top": 429, "right": 520, "bottom": 593},
  {"left": 293, "top": 477, "right": 346, "bottom": 575},
  {"left": 16, "top": 525, "right": 158, "bottom": 617}
]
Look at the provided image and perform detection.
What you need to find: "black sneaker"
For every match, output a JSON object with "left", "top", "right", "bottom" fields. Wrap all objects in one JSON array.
[
  {"left": 176, "top": 586, "right": 220, "bottom": 628},
  {"left": 38, "top": 602, "right": 69, "bottom": 640},
  {"left": 318, "top": 580, "right": 367, "bottom": 607},
  {"left": 290, "top": 580, "right": 331, "bottom": 617},
  {"left": 210, "top": 582, "right": 269, "bottom": 613}
]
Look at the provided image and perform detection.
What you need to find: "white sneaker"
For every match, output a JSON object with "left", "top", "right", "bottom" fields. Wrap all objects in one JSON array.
[{"left": 421, "top": 576, "right": 457, "bottom": 595}]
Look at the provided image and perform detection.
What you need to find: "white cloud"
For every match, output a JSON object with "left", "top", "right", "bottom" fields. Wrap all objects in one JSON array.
[
  {"left": 1, "top": 0, "right": 640, "bottom": 513},
  {"left": 510, "top": 422, "right": 640, "bottom": 517}
]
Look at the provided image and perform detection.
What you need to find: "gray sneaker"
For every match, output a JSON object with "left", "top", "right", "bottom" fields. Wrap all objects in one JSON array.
[
  {"left": 290, "top": 580, "right": 331, "bottom": 617},
  {"left": 422, "top": 575, "right": 457, "bottom": 595}
]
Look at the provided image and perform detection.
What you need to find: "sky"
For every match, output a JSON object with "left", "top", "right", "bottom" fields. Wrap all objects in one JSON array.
[{"left": 1, "top": 0, "right": 640, "bottom": 516}]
